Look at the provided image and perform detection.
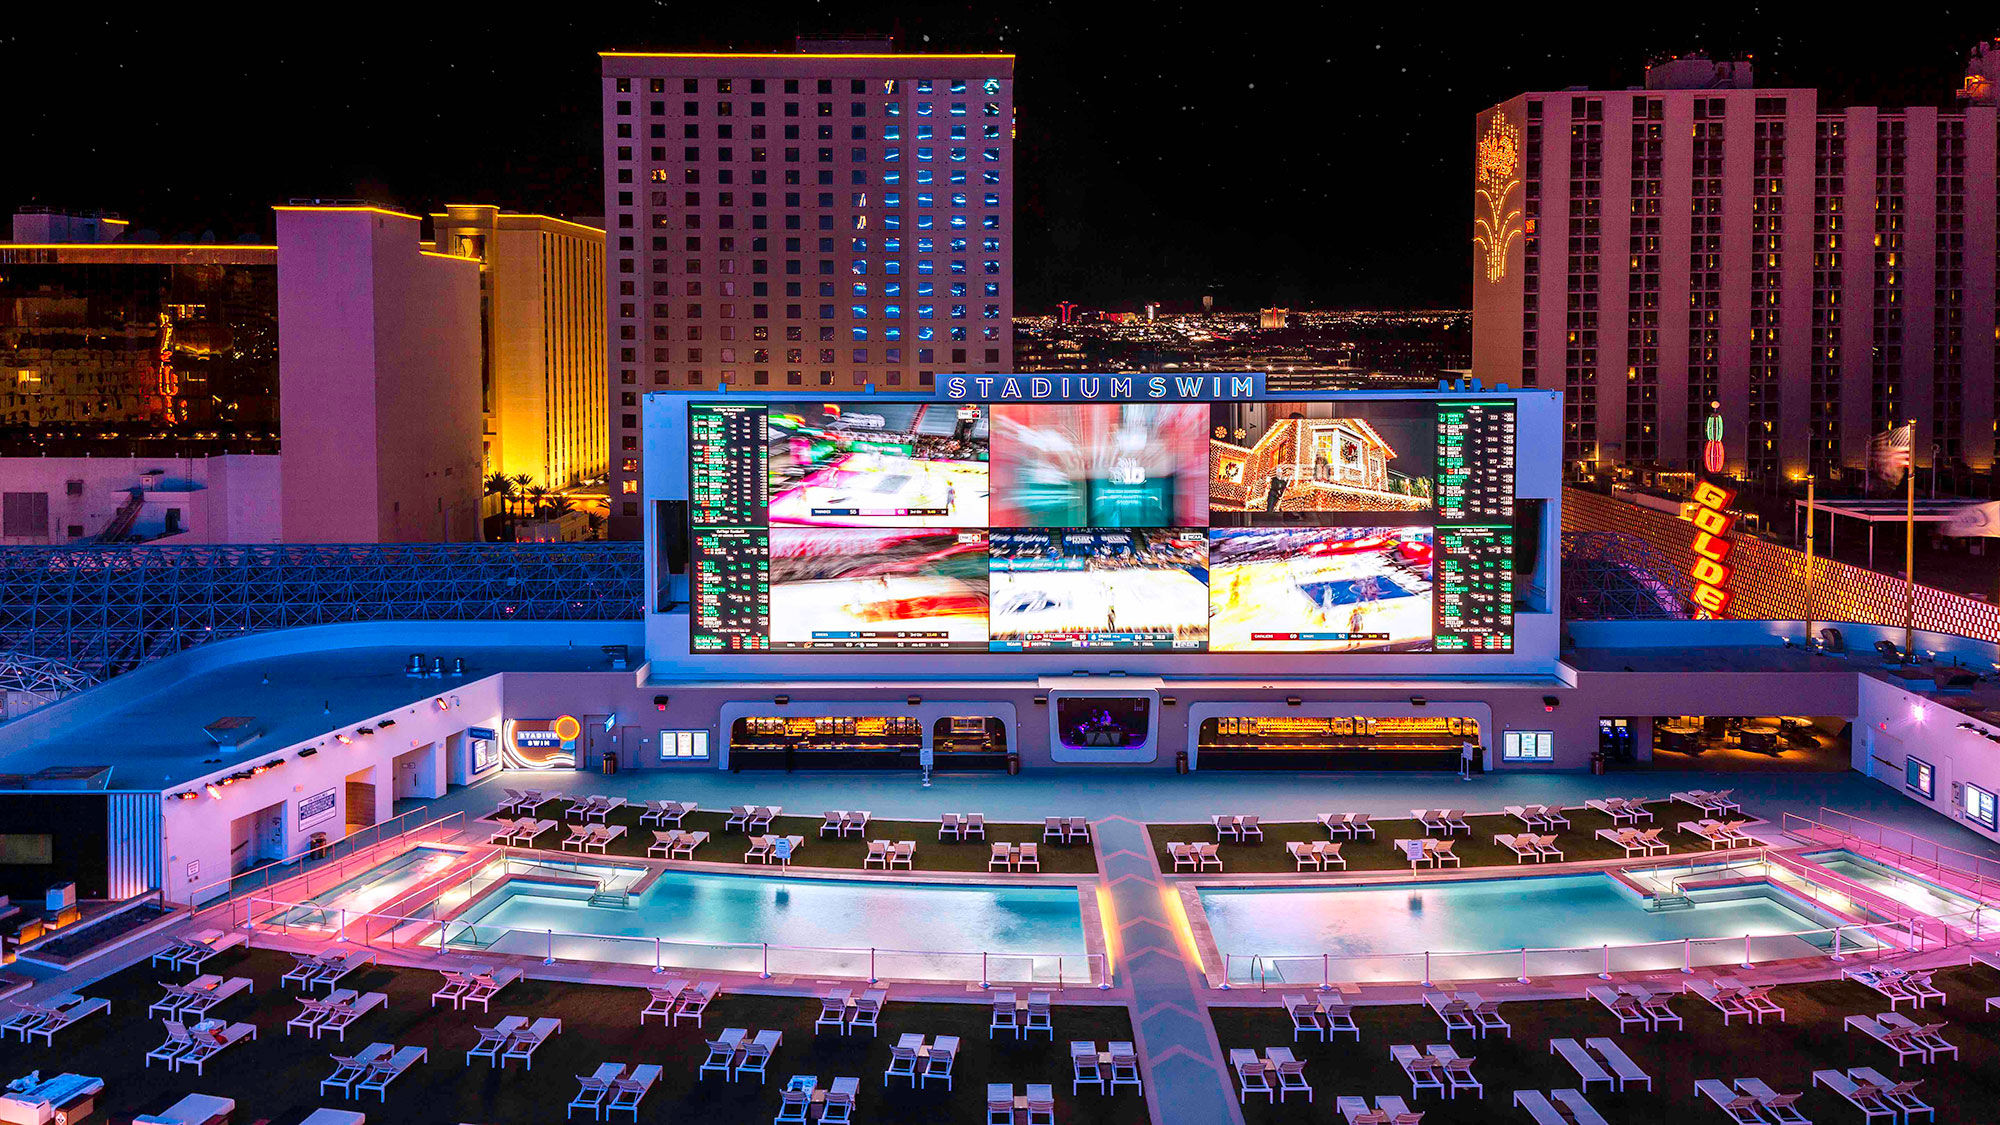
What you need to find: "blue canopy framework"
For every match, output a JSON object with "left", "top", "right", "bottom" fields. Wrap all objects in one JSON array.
[{"left": 1558, "top": 531, "right": 1692, "bottom": 621}]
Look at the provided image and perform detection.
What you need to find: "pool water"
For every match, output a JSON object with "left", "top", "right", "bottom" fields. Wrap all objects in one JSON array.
[
  {"left": 1803, "top": 849, "right": 1988, "bottom": 919},
  {"left": 439, "top": 868, "right": 1089, "bottom": 981},
  {"left": 275, "top": 845, "right": 461, "bottom": 927}
]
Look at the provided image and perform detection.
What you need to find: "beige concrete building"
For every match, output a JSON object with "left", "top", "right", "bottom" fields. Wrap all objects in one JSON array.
[{"left": 431, "top": 205, "right": 608, "bottom": 493}]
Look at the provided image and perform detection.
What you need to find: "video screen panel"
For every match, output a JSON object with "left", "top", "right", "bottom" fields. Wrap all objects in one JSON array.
[
  {"left": 989, "top": 529, "right": 1209, "bottom": 651},
  {"left": 988, "top": 404, "right": 1207, "bottom": 527},
  {"left": 687, "top": 397, "right": 1517, "bottom": 655}
]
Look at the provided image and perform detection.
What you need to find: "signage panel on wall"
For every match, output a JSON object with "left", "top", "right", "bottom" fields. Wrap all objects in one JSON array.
[
  {"left": 297, "top": 788, "right": 338, "bottom": 830},
  {"left": 505, "top": 716, "right": 582, "bottom": 769},
  {"left": 468, "top": 726, "right": 499, "bottom": 772}
]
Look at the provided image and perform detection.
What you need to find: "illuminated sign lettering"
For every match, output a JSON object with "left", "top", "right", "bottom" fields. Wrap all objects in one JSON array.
[
  {"left": 1687, "top": 480, "right": 1737, "bottom": 618},
  {"left": 938, "top": 373, "right": 1263, "bottom": 402}
]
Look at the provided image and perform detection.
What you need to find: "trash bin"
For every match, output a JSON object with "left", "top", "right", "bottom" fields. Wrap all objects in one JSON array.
[
  {"left": 1175, "top": 750, "right": 1189, "bottom": 775},
  {"left": 601, "top": 751, "right": 619, "bottom": 775},
  {"left": 1590, "top": 751, "right": 1607, "bottom": 776},
  {"left": 1005, "top": 752, "right": 1021, "bottom": 775},
  {"left": 309, "top": 832, "right": 331, "bottom": 860}
]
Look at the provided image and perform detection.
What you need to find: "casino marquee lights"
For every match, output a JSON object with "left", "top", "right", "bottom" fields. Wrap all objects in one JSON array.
[{"left": 1473, "top": 112, "right": 1524, "bottom": 284}]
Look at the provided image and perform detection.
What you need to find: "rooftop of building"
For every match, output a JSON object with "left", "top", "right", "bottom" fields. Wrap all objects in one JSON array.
[{"left": 0, "top": 621, "right": 643, "bottom": 793}]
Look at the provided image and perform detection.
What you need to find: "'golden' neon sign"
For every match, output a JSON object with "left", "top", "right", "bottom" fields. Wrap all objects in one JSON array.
[{"left": 1687, "top": 480, "right": 1737, "bottom": 617}]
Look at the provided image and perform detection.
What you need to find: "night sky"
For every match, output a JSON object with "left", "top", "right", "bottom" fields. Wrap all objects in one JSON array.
[{"left": 6, "top": 4, "right": 1995, "bottom": 310}]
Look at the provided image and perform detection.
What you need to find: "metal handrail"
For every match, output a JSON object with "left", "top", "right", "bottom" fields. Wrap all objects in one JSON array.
[
  {"left": 190, "top": 810, "right": 465, "bottom": 919},
  {"left": 235, "top": 892, "right": 1108, "bottom": 988},
  {"left": 1786, "top": 808, "right": 2000, "bottom": 898}
]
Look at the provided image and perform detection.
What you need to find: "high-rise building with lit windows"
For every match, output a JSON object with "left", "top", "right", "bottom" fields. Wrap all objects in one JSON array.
[
  {"left": 598, "top": 39, "right": 1016, "bottom": 538},
  {"left": 1472, "top": 45, "right": 2000, "bottom": 482}
]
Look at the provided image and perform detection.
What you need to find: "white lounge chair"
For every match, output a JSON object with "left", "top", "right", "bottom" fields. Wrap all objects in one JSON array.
[
  {"left": 1427, "top": 1043, "right": 1481, "bottom": 1099},
  {"left": 1583, "top": 1037, "right": 1652, "bottom": 1091},
  {"left": 1462, "top": 994, "right": 1510, "bottom": 1038},
  {"left": 320, "top": 1043, "right": 393, "bottom": 1097},
  {"left": 1849, "top": 1067, "right": 1932, "bottom": 1123},
  {"left": 1695, "top": 1077, "right": 1770, "bottom": 1124},
  {"left": 1878, "top": 1012, "right": 1956, "bottom": 1061},
  {"left": 1686, "top": 978, "right": 1755, "bottom": 1024},
  {"left": 1735, "top": 1078, "right": 1808, "bottom": 1125},
  {"left": 1337, "top": 1095, "right": 1389, "bottom": 1125},
  {"left": 673, "top": 981, "right": 717, "bottom": 1026},
  {"left": 1844, "top": 1014, "right": 1928, "bottom": 1064},
  {"left": 458, "top": 967, "right": 523, "bottom": 1012},
  {"left": 820, "top": 1075, "right": 860, "bottom": 1125},
  {"left": 1514, "top": 1090, "right": 1570, "bottom": 1125},
  {"left": 1549, "top": 1038, "right": 1613, "bottom": 1092},
  {"left": 698, "top": 1028, "right": 745, "bottom": 1080},
  {"left": 502, "top": 1016, "right": 562, "bottom": 1069},
  {"left": 1069, "top": 1039, "right": 1102, "bottom": 1094},
  {"left": 1422, "top": 992, "right": 1473, "bottom": 1037},
  {"left": 1553, "top": 1088, "right": 1612, "bottom": 1125},
  {"left": 886, "top": 1034, "right": 921, "bottom": 1086},
  {"left": 605, "top": 1063, "right": 663, "bottom": 1121},
  {"left": 569, "top": 1062, "right": 626, "bottom": 1117},
  {"left": 1810, "top": 1070, "right": 1897, "bottom": 1124},
  {"left": 315, "top": 992, "right": 387, "bottom": 1041},
  {"left": 735, "top": 1028, "right": 781, "bottom": 1083},
  {"left": 989, "top": 989, "right": 1019, "bottom": 1038},
  {"left": 17, "top": 994, "right": 107, "bottom": 1044},
  {"left": 849, "top": 988, "right": 885, "bottom": 1036},
  {"left": 176, "top": 1020, "right": 256, "bottom": 1075},
  {"left": 465, "top": 1015, "right": 528, "bottom": 1065},
  {"left": 1389, "top": 1044, "right": 1442, "bottom": 1095},
  {"left": 923, "top": 1034, "right": 959, "bottom": 1090},
  {"left": 354, "top": 1045, "right": 426, "bottom": 1101},
  {"left": 1230, "top": 1048, "right": 1274, "bottom": 1103},
  {"left": 1284, "top": 993, "right": 1327, "bottom": 1041},
  {"left": 1586, "top": 985, "right": 1649, "bottom": 1032},
  {"left": 638, "top": 981, "right": 686, "bottom": 1025},
  {"left": 1494, "top": 833, "right": 1542, "bottom": 862},
  {"left": 1270, "top": 1046, "right": 1312, "bottom": 1102}
]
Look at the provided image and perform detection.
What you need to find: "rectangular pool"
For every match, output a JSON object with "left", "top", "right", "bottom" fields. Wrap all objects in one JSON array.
[
  {"left": 1198, "top": 872, "right": 1866, "bottom": 983},
  {"left": 439, "top": 865, "right": 1091, "bottom": 983},
  {"left": 274, "top": 846, "right": 463, "bottom": 928},
  {"left": 1803, "top": 849, "right": 1990, "bottom": 919}
]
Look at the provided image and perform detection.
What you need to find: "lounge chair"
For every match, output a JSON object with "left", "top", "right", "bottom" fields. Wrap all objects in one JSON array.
[
  {"left": 1167, "top": 842, "right": 1197, "bottom": 872},
  {"left": 1390, "top": 1044, "right": 1443, "bottom": 1095},
  {"left": 1430, "top": 840, "right": 1461, "bottom": 867},
  {"left": 886, "top": 1034, "right": 920, "bottom": 1086},
  {"left": 639, "top": 980, "right": 686, "bottom": 1025},
  {"left": 1378, "top": 1094, "right": 1424, "bottom": 1125},
  {"left": 147, "top": 1020, "right": 196, "bottom": 1068},
  {"left": 725, "top": 806, "right": 751, "bottom": 831},
  {"left": 158, "top": 929, "right": 244, "bottom": 970},
  {"left": 748, "top": 806, "right": 780, "bottom": 833},
  {"left": 320, "top": 1043, "right": 393, "bottom": 1097},
  {"left": 301, "top": 950, "right": 372, "bottom": 992},
  {"left": 1024, "top": 1082, "right": 1055, "bottom": 1125},
  {"left": 890, "top": 840, "right": 915, "bottom": 868},
  {"left": 502, "top": 1016, "right": 562, "bottom": 1068},
  {"left": 989, "top": 842, "right": 1012, "bottom": 871},
  {"left": 316, "top": 992, "right": 387, "bottom": 1041},
  {"left": 1878, "top": 1012, "right": 1956, "bottom": 1061},
  {"left": 1695, "top": 1078, "right": 1769, "bottom": 1124},
  {"left": 1070, "top": 1040, "right": 1103, "bottom": 1093},
  {"left": 1810, "top": 1071, "right": 1897, "bottom": 1124},
  {"left": 1551, "top": 1089, "right": 1612, "bottom": 1125},
  {"left": 1466, "top": 996, "right": 1509, "bottom": 1038},
  {"left": 1736, "top": 985, "right": 1784, "bottom": 1023},
  {"left": 865, "top": 839, "right": 890, "bottom": 868},
  {"left": 963, "top": 813, "right": 986, "bottom": 839},
  {"left": 569, "top": 1062, "right": 626, "bottom": 1117},
  {"left": 1270, "top": 1046, "right": 1311, "bottom": 1102},
  {"left": 674, "top": 981, "right": 717, "bottom": 1026},
  {"left": 698, "top": 1028, "right": 745, "bottom": 1080},
  {"left": 1596, "top": 827, "right": 1648, "bottom": 857},
  {"left": 1887, "top": 968, "right": 1947, "bottom": 1006},
  {"left": 819, "top": 1075, "right": 860, "bottom": 1125},
  {"left": 605, "top": 1063, "right": 662, "bottom": 1121},
  {"left": 560, "top": 824, "right": 593, "bottom": 851},
  {"left": 1231, "top": 1048, "right": 1274, "bottom": 1103},
  {"left": 1586, "top": 986, "right": 1649, "bottom": 1032},
  {"left": 849, "top": 988, "right": 885, "bottom": 1036},
  {"left": 990, "top": 988, "right": 1020, "bottom": 1038},
  {"left": 987, "top": 1085, "right": 1015, "bottom": 1125},
  {"left": 735, "top": 1028, "right": 781, "bottom": 1083},
  {"left": 1415, "top": 809, "right": 1449, "bottom": 835},
  {"left": 1442, "top": 809, "right": 1470, "bottom": 834},
  {"left": 1108, "top": 1040, "right": 1142, "bottom": 1092},
  {"left": 1626, "top": 987, "right": 1681, "bottom": 1030},
  {"left": 288, "top": 992, "right": 344, "bottom": 1037},
  {"left": 1506, "top": 805, "right": 1551, "bottom": 830},
  {"left": 672, "top": 830, "right": 709, "bottom": 860},
  {"left": 459, "top": 967, "right": 523, "bottom": 1012},
  {"left": 1849, "top": 1067, "right": 1932, "bottom": 1123},
  {"left": 1583, "top": 1037, "right": 1652, "bottom": 1091},
  {"left": 354, "top": 1045, "right": 426, "bottom": 1101},
  {"left": 583, "top": 824, "right": 626, "bottom": 853},
  {"left": 1844, "top": 1014, "right": 1928, "bottom": 1064},
  {"left": 1423, "top": 992, "right": 1473, "bottom": 1037},
  {"left": 164, "top": 975, "right": 250, "bottom": 1020},
  {"left": 512, "top": 818, "right": 558, "bottom": 846},
  {"left": 1735, "top": 1078, "right": 1808, "bottom": 1125},
  {"left": 466, "top": 1015, "right": 528, "bottom": 1064},
  {"left": 1587, "top": 797, "right": 1635, "bottom": 823},
  {"left": 1063, "top": 816, "right": 1091, "bottom": 842},
  {"left": 778, "top": 1082, "right": 815, "bottom": 1125},
  {"left": 1494, "top": 833, "right": 1542, "bottom": 862},
  {"left": 1549, "top": 1038, "right": 1613, "bottom": 1092},
  {"left": 745, "top": 836, "right": 773, "bottom": 863},
  {"left": 1285, "top": 993, "right": 1327, "bottom": 1040},
  {"left": 1319, "top": 812, "right": 1353, "bottom": 838},
  {"left": 816, "top": 989, "right": 851, "bottom": 1034},
  {"left": 1018, "top": 842, "right": 1041, "bottom": 871},
  {"left": 1025, "top": 990, "right": 1053, "bottom": 1038},
  {"left": 431, "top": 970, "right": 476, "bottom": 1007},
  {"left": 647, "top": 830, "right": 677, "bottom": 858},
  {"left": 1528, "top": 834, "right": 1565, "bottom": 860},
  {"left": 1349, "top": 813, "right": 1376, "bottom": 839},
  {"left": 1045, "top": 816, "right": 1067, "bottom": 842},
  {"left": 132, "top": 1094, "right": 236, "bottom": 1125},
  {"left": 924, "top": 1034, "right": 959, "bottom": 1089},
  {"left": 176, "top": 1020, "right": 256, "bottom": 1075},
  {"left": 564, "top": 794, "right": 603, "bottom": 822},
  {"left": 639, "top": 800, "right": 673, "bottom": 826},
  {"left": 151, "top": 978, "right": 207, "bottom": 1019},
  {"left": 844, "top": 811, "right": 870, "bottom": 837},
  {"left": 1238, "top": 814, "right": 1264, "bottom": 842},
  {"left": 1427, "top": 1044, "right": 1480, "bottom": 1099},
  {"left": 821, "top": 810, "right": 847, "bottom": 837}
]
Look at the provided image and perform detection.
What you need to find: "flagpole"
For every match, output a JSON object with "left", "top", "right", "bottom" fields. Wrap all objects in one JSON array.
[{"left": 1903, "top": 429, "right": 1915, "bottom": 657}]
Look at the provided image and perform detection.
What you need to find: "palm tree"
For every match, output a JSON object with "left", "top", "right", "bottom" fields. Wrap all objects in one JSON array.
[
  {"left": 544, "top": 495, "right": 578, "bottom": 519},
  {"left": 509, "top": 473, "right": 534, "bottom": 519},
  {"left": 525, "top": 484, "right": 551, "bottom": 521}
]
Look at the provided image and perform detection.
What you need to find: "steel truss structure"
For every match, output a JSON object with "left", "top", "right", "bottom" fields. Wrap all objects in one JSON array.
[
  {"left": 0, "top": 542, "right": 644, "bottom": 679},
  {"left": 1559, "top": 531, "right": 1692, "bottom": 621}
]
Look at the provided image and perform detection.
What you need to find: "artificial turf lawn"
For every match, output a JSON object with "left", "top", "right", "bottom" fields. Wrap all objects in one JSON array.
[
  {"left": 0, "top": 947, "right": 1141, "bottom": 1125},
  {"left": 492, "top": 801, "right": 1101, "bottom": 875},
  {"left": 1213, "top": 963, "right": 2000, "bottom": 1125},
  {"left": 1147, "top": 801, "right": 1742, "bottom": 874}
]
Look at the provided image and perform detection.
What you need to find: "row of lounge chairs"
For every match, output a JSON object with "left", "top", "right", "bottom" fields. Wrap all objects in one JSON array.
[
  {"left": 1549, "top": 1037, "right": 1652, "bottom": 1092},
  {"left": 1070, "top": 1039, "right": 1142, "bottom": 1094},
  {"left": 1414, "top": 809, "right": 1471, "bottom": 836},
  {"left": 815, "top": 987, "right": 887, "bottom": 1036},
  {"left": 1686, "top": 976, "right": 1787, "bottom": 1024},
  {"left": 1286, "top": 840, "right": 1348, "bottom": 870},
  {"left": 1389, "top": 1043, "right": 1481, "bottom": 1099},
  {"left": 430, "top": 966, "right": 523, "bottom": 1011},
  {"left": 321, "top": 1043, "right": 427, "bottom": 1101},
  {"left": 560, "top": 824, "right": 628, "bottom": 853},
  {"left": 281, "top": 950, "right": 374, "bottom": 993},
  {"left": 148, "top": 975, "right": 251, "bottom": 1020},
  {"left": 146, "top": 1019, "right": 256, "bottom": 1075},
  {"left": 988, "top": 842, "right": 1042, "bottom": 871},
  {"left": 498, "top": 787, "right": 548, "bottom": 813},
  {"left": 1812, "top": 1067, "right": 1933, "bottom": 1123},
  {"left": 489, "top": 818, "right": 558, "bottom": 847},
  {"left": 1587, "top": 985, "right": 1681, "bottom": 1031},
  {"left": 1165, "top": 841, "right": 1222, "bottom": 871},
  {"left": 938, "top": 812, "right": 985, "bottom": 840},
  {"left": 886, "top": 1033, "right": 959, "bottom": 1088},
  {"left": 638, "top": 979, "right": 718, "bottom": 1026},
  {"left": 0, "top": 993, "right": 109, "bottom": 1043},
  {"left": 1842, "top": 966, "right": 1946, "bottom": 1009},
  {"left": 1597, "top": 827, "right": 1672, "bottom": 857},
  {"left": 698, "top": 1027, "right": 784, "bottom": 1083},
  {"left": 1586, "top": 797, "right": 1656, "bottom": 824},
  {"left": 150, "top": 929, "right": 245, "bottom": 971},
  {"left": 745, "top": 834, "right": 806, "bottom": 864},
  {"left": 782, "top": 1075, "right": 859, "bottom": 1124},
  {"left": 1845, "top": 1011, "right": 1958, "bottom": 1064},
  {"left": 1696, "top": 1076, "right": 1807, "bottom": 1124},
  {"left": 464, "top": 1015, "right": 562, "bottom": 1067},
  {"left": 1318, "top": 812, "right": 1378, "bottom": 839},
  {"left": 1232, "top": 1046, "right": 1312, "bottom": 1102},
  {"left": 1515, "top": 1088, "right": 1611, "bottom": 1125},
  {"left": 1681, "top": 819, "right": 1759, "bottom": 848},
  {"left": 863, "top": 839, "right": 918, "bottom": 869},
  {"left": 1504, "top": 805, "right": 1572, "bottom": 831},
  {"left": 1213, "top": 814, "right": 1264, "bottom": 841},
  {"left": 1494, "top": 833, "right": 1564, "bottom": 862},
  {"left": 565, "top": 794, "right": 628, "bottom": 823},
  {"left": 1336, "top": 1093, "right": 1424, "bottom": 1124},
  {"left": 726, "top": 805, "right": 783, "bottom": 833},
  {"left": 985, "top": 1083, "right": 1054, "bottom": 1125},
  {"left": 646, "top": 829, "right": 710, "bottom": 859},
  {"left": 819, "top": 810, "right": 873, "bottom": 837},
  {"left": 990, "top": 989, "right": 1053, "bottom": 1038},
  {"left": 1043, "top": 817, "right": 1092, "bottom": 842},
  {"left": 1673, "top": 789, "right": 1744, "bottom": 815},
  {"left": 1423, "top": 992, "right": 1510, "bottom": 1038},
  {"left": 286, "top": 989, "right": 386, "bottom": 1041},
  {"left": 639, "top": 800, "right": 696, "bottom": 826},
  {"left": 568, "top": 1062, "right": 662, "bottom": 1120},
  {"left": 1285, "top": 992, "right": 1359, "bottom": 1041},
  {"left": 1394, "top": 839, "right": 1462, "bottom": 868}
]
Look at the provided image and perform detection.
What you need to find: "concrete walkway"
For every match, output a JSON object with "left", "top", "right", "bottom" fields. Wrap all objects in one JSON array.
[{"left": 1095, "top": 817, "right": 1243, "bottom": 1125}]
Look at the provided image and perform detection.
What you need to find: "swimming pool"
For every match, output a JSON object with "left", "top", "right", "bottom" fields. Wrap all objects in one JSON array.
[
  {"left": 1802, "top": 849, "right": 1990, "bottom": 920},
  {"left": 1197, "top": 871, "right": 1870, "bottom": 983},
  {"left": 437, "top": 865, "right": 1092, "bottom": 983},
  {"left": 273, "top": 846, "right": 462, "bottom": 928}
]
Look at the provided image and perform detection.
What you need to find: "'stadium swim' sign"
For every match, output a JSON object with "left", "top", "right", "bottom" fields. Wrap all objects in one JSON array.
[{"left": 938, "top": 372, "right": 1264, "bottom": 402}]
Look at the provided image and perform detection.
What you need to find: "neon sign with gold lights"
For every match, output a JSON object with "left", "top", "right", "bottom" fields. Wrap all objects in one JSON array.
[
  {"left": 1473, "top": 112, "right": 1524, "bottom": 283},
  {"left": 1687, "top": 479, "right": 1737, "bottom": 617}
]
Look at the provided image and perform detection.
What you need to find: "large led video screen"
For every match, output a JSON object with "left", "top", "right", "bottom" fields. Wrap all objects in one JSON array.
[{"left": 688, "top": 397, "right": 1517, "bottom": 654}]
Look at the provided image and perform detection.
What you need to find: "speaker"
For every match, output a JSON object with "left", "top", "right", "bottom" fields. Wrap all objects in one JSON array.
[{"left": 656, "top": 500, "right": 689, "bottom": 574}]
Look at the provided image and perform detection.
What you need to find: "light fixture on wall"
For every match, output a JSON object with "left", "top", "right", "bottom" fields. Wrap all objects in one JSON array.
[
  {"left": 1286, "top": 696, "right": 1303, "bottom": 707},
  {"left": 906, "top": 695, "right": 922, "bottom": 706},
  {"left": 774, "top": 695, "right": 790, "bottom": 706},
  {"left": 298, "top": 748, "right": 318, "bottom": 758},
  {"left": 1410, "top": 696, "right": 1427, "bottom": 708},
  {"left": 377, "top": 718, "right": 396, "bottom": 729},
  {"left": 204, "top": 783, "right": 222, "bottom": 799},
  {"left": 335, "top": 734, "right": 353, "bottom": 745}
]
